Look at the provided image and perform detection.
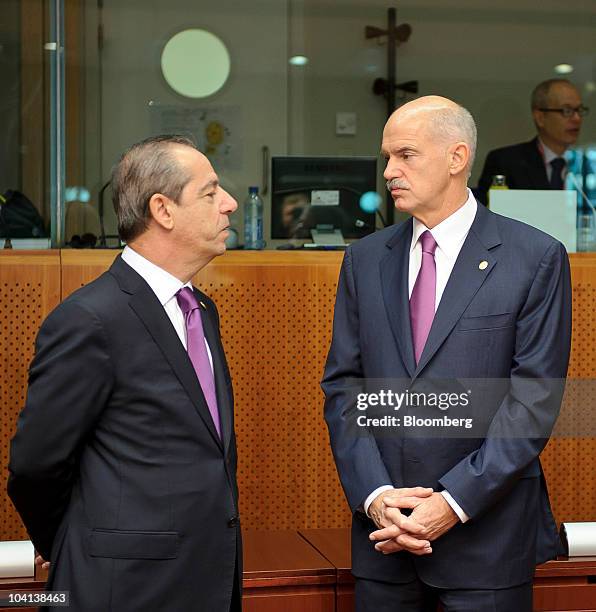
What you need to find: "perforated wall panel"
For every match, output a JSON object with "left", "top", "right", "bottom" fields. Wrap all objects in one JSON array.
[
  {"left": 1, "top": 251, "right": 594, "bottom": 540},
  {"left": 0, "top": 252, "right": 61, "bottom": 540},
  {"left": 541, "top": 254, "right": 596, "bottom": 525}
]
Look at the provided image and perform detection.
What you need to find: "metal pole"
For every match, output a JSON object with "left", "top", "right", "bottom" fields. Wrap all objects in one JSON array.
[
  {"left": 387, "top": 7, "right": 396, "bottom": 119},
  {"left": 49, "top": 0, "right": 65, "bottom": 247}
]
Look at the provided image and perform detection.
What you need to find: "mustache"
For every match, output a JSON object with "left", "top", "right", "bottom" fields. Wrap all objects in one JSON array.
[{"left": 386, "top": 178, "right": 410, "bottom": 191}]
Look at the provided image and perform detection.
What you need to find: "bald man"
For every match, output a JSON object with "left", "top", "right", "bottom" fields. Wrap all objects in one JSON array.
[
  {"left": 322, "top": 96, "right": 571, "bottom": 611},
  {"left": 476, "top": 79, "right": 587, "bottom": 204}
]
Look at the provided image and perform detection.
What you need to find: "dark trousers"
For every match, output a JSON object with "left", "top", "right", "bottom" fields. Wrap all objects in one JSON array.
[
  {"left": 355, "top": 576, "right": 533, "bottom": 612},
  {"left": 230, "top": 557, "right": 242, "bottom": 612}
]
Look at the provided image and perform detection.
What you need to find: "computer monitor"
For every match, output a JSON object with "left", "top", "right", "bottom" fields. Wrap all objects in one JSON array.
[{"left": 271, "top": 156, "right": 377, "bottom": 241}]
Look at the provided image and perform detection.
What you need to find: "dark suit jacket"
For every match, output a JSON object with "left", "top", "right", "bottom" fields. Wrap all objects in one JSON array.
[
  {"left": 322, "top": 203, "right": 571, "bottom": 589},
  {"left": 8, "top": 256, "right": 240, "bottom": 611},
  {"left": 475, "top": 137, "right": 550, "bottom": 205}
]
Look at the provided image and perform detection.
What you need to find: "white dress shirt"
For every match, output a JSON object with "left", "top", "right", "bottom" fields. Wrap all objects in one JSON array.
[
  {"left": 364, "top": 190, "right": 478, "bottom": 523},
  {"left": 121, "top": 246, "right": 213, "bottom": 371}
]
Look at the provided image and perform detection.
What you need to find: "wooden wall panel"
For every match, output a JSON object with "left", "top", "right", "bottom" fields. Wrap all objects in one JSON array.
[
  {"left": 2, "top": 250, "right": 594, "bottom": 539},
  {"left": 60, "top": 250, "right": 119, "bottom": 299},
  {"left": 195, "top": 252, "right": 350, "bottom": 529},
  {"left": 0, "top": 251, "right": 61, "bottom": 540},
  {"left": 541, "top": 253, "right": 596, "bottom": 526}
]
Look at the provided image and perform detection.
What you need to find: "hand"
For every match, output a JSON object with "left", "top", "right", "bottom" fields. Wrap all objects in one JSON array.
[
  {"left": 35, "top": 555, "right": 50, "bottom": 571},
  {"left": 371, "top": 492, "right": 459, "bottom": 554},
  {"left": 368, "top": 487, "right": 433, "bottom": 556},
  {"left": 368, "top": 486, "right": 433, "bottom": 529}
]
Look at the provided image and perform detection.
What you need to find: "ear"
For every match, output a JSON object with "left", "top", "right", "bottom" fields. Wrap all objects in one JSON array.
[
  {"left": 448, "top": 142, "right": 470, "bottom": 176},
  {"left": 148, "top": 193, "right": 175, "bottom": 231},
  {"left": 532, "top": 108, "right": 545, "bottom": 130}
]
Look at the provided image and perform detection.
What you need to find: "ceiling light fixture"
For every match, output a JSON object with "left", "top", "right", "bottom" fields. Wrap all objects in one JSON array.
[{"left": 289, "top": 55, "right": 309, "bottom": 66}]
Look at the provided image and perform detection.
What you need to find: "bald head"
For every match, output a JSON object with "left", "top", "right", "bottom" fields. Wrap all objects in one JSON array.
[
  {"left": 381, "top": 95, "right": 476, "bottom": 226},
  {"left": 386, "top": 96, "right": 477, "bottom": 175}
]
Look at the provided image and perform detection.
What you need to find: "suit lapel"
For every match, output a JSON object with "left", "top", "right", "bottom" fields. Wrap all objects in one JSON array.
[
  {"left": 414, "top": 204, "right": 502, "bottom": 376},
  {"left": 194, "top": 290, "right": 234, "bottom": 457},
  {"left": 524, "top": 138, "right": 549, "bottom": 189},
  {"left": 110, "top": 256, "right": 224, "bottom": 451},
  {"left": 380, "top": 220, "right": 416, "bottom": 377}
]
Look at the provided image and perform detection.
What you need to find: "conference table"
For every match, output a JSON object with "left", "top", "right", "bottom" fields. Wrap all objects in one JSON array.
[{"left": 1, "top": 529, "right": 595, "bottom": 611}]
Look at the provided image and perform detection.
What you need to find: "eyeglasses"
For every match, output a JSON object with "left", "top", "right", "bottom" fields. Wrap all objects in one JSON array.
[{"left": 538, "top": 105, "right": 589, "bottom": 118}]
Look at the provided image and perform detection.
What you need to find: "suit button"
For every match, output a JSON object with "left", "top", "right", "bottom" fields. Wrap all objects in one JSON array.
[{"left": 228, "top": 516, "right": 238, "bottom": 528}]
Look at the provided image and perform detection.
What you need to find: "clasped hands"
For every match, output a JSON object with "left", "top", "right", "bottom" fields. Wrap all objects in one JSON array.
[{"left": 367, "top": 487, "right": 459, "bottom": 556}]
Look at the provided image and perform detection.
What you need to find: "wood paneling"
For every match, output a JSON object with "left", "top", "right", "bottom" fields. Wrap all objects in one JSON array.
[
  {"left": 1, "top": 251, "right": 594, "bottom": 541},
  {"left": 242, "top": 530, "right": 335, "bottom": 612},
  {"left": 60, "top": 249, "right": 119, "bottom": 298},
  {"left": 195, "top": 252, "right": 349, "bottom": 530},
  {"left": 541, "top": 253, "right": 596, "bottom": 526},
  {"left": 0, "top": 251, "right": 61, "bottom": 540},
  {"left": 300, "top": 528, "right": 596, "bottom": 612}
]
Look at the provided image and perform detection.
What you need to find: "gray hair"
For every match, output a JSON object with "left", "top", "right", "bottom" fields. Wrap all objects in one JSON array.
[
  {"left": 111, "top": 134, "right": 198, "bottom": 242},
  {"left": 531, "top": 78, "right": 575, "bottom": 110},
  {"left": 428, "top": 104, "right": 477, "bottom": 177}
]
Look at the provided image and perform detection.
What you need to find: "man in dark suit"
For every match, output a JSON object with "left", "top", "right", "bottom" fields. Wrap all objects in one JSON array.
[
  {"left": 8, "top": 135, "right": 241, "bottom": 611},
  {"left": 322, "top": 96, "right": 571, "bottom": 611},
  {"left": 475, "top": 78, "right": 587, "bottom": 204}
]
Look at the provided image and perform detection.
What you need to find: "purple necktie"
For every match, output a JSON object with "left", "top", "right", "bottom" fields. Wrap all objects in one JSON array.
[
  {"left": 176, "top": 287, "right": 221, "bottom": 437},
  {"left": 410, "top": 231, "right": 438, "bottom": 364}
]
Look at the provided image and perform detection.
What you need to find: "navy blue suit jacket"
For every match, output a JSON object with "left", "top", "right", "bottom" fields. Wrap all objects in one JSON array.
[
  {"left": 8, "top": 256, "right": 240, "bottom": 611},
  {"left": 322, "top": 203, "right": 571, "bottom": 589}
]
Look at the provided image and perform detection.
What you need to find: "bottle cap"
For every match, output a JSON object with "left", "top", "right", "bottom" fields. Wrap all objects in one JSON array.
[
  {"left": 248, "top": 186, "right": 259, "bottom": 194},
  {"left": 491, "top": 175, "right": 507, "bottom": 187}
]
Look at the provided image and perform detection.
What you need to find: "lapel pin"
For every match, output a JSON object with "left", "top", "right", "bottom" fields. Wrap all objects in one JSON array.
[
  {"left": 199, "top": 301, "right": 207, "bottom": 310},
  {"left": 479, "top": 260, "right": 488, "bottom": 270}
]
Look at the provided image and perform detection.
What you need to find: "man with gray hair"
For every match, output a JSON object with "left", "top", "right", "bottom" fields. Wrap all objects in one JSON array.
[
  {"left": 476, "top": 78, "right": 587, "bottom": 204},
  {"left": 9, "top": 135, "right": 241, "bottom": 611},
  {"left": 323, "top": 96, "right": 571, "bottom": 610}
]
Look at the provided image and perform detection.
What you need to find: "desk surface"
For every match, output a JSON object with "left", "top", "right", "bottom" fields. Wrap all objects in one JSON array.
[
  {"left": 300, "top": 527, "right": 596, "bottom": 579},
  {"left": 242, "top": 530, "right": 335, "bottom": 585},
  {"left": 299, "top": 528, "right": 351, "bottom": 571}
]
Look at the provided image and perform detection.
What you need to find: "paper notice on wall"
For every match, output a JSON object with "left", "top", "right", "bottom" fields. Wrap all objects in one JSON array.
[
  {"left": 149, "top": 104, "right": 241, "bottom": 170},
  {"left": 311, "top": 190, "right": 340, "bottom": 206},
  {"left": 0, "top": 540, "right": 34, "bottom": 578}
]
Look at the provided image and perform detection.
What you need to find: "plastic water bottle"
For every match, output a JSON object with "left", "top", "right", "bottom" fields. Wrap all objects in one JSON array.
[
  {"left": 243, "top": 186, "right": 265, "bottom": 249},
  {"left": 577, "top": 209, "right": 596, "bottom": 252}
]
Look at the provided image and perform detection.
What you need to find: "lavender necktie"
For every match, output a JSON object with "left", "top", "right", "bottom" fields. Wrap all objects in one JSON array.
[
  {"left": 176, "top": 287, "right": 221, "bottom": 437},
  {"left": 410, "top": 230, "right": 438, "bottom": 364}
]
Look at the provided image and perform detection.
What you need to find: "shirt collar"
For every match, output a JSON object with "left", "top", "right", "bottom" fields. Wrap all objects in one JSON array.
[
  {"left": 121, "top": 245, "right": 192, "bottom": 306},
  {"left": 410, "top": 189, "right": 478, "bottom": 259},
  {"left": 538, "top": 138, "right": 565, "bottom": 165}
]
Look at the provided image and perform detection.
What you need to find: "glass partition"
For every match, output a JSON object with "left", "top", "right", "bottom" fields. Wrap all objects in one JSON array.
[
  {"left": 1, "top": 0, "right": 59, "bottom": 248},
  {"left": 3, "top": 0, "right": 595, "bottom": 248}
]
